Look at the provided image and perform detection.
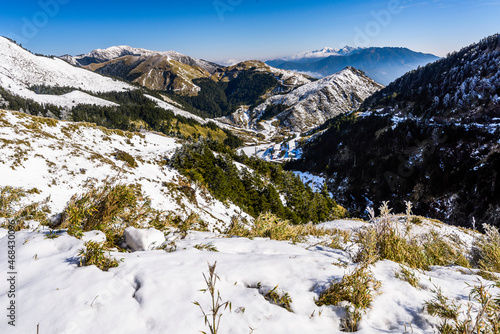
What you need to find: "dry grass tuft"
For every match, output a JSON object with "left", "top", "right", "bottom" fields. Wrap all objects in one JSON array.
[
  {"left": 316, "top": 265, "right": 381, "bottom": 332},
  {"left": 77, "top": 241, "right": 119, "bottom": 271},
  {"left": 0, "top": 186, "right": 50, "bottom": 229},
  {"left": 226, "top": 212, "right": 350, "bottom": 245}
]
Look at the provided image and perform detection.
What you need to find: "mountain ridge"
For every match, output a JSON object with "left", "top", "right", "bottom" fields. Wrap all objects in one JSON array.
[
  {"left": 267, "top": 47, "right": 440, "bottom": 85},
  {"left": 275, "top": 45, "right": 365, "bottom": 63}
]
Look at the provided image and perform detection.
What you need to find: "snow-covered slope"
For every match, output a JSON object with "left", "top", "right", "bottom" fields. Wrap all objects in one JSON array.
[
  {"left": 229, "top": 67, "right": 383, "bottom": 132},
  {"left": 0, "top": 109, "right": 245, "bottom": 228},
  {"left": 145, "top": 94, "right": 207, "bottom": 124},
  {"left": 0, "top": 37, "right": 134, "bottom": 108}
]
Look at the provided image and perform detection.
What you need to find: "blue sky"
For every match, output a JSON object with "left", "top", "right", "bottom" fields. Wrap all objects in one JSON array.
[{"left": 0, "top": 0, "right": 499, "bottom": 63}]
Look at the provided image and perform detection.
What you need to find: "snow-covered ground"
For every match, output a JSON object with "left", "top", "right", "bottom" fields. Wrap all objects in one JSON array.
[
  {"left": 0, "top": 217, "right": 496, "bottom": 334},
  {"left": 145, "top": 94, "right": 207, "bottom": 124},
  {"left": 0, "top": 109, "right": 246, "bottom": 228}
]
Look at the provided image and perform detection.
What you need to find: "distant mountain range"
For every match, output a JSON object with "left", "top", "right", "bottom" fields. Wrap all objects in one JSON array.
[
  {"left": 60, "top": 46, "right": 313, "bottom": 97},
  {"left": 275, "top": 46, "right": 364, "bottom": 63},
  {"left": 0, "top": 37, "right": 385, "bottom": 137},
  {"left": 0, "top": 37, "right": 440, "bottom": 141},
  {"left": 267, "top": 47, "right": 440, "bottom": 85}
]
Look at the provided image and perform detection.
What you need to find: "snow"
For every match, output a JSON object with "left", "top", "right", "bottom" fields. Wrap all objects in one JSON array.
[
  {"left": 317, "top": 219, "right": 370, "bottom": 231},
  {"left": 278, "top": 46, "right": 364, "bottom": 63},
  {"left": 0, "top": 37, "right": 135, "bottom": 108},
  {"left": 123, "top": 227, "right": 165, "bottom": 251},
  {"left": 265, "top": 66, "right": 314, "bottom": 86},
  {"left": 145, "top": 94, "right": 206, "bottom": 124},
  {"left": 82, "top": 231, "right": 107, "bottom": 243},
  {"left": 0, "top": 109, "right": 248, "bottom": 228},
  {"left": 293, "top": 171, "right": 326, "bottom": 192},
  {"left": 0, "top": 224, "right": 496, "bottom": 334}
]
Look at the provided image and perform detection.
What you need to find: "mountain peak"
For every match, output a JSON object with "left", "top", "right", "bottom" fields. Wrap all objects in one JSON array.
[
  {"left": 278, "top": 46, "right": 362, "bottom": 62},
  {"left": 231, "top": 67, "right": 384, "bottom": 132}
]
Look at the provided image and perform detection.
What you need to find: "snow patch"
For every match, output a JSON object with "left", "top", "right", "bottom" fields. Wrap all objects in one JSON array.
[{"left": 124, "top": 227, "right": 166, "bottom": 251}]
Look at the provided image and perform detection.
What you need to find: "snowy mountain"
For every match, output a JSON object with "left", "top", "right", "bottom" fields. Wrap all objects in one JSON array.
[
  {"left": 60, "top": 45, "right": 158, "bottom": 66},
  {"left": 267, "top": 47, "right": 440, "bottom": 85},
  {"left": 61, "top": 45, "right": 218, "bottom": 94},
  {"left": 60, "top": 45, "right": 220, "bottom": 95},
  {"left": 275, "top": 46, "right": 363, "bottom": 63},
  {"left": 227, "top": 67, "right": 383, "bottom": 132},
  {"left": 61, "top": 45, "right": 218, "bottom": 73},
  {"left": 0, "top": 37, "right": 135, "bottom": 109},
  {"left": 86, "top": 54, "right": 213, "bottom": 94}
]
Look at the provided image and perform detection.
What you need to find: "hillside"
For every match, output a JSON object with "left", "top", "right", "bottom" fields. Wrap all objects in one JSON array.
[
  {"left": 0, "top": 37, "right": 134, "bottom": 109},
  {"left": 288, "top": 35, "right": 500, "bottom": 229},
  {"left": 0, "top": 109, "right": 341, "bottom": 225},
  {"left": 225, "top": 67, "right": 383, "bottom": 133},
  {"left": 267, "top": 47, "right": 440, "bottom": 85},
  {"left": 1, "top": 110, "right": 498, "bottom": 333},
  {"left": 361, "top": 36, "right": 500, "bottom": 119},
  {"left": 0, "top": 109, "right": 239, "bottom": 227}
]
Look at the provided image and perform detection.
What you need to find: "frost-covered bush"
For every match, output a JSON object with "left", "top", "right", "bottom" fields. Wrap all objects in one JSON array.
[
  {"left": 473, "top": 224, "right": 500, "bottom": 274},
  {"left": 356, "top": 202, "right": 470, "bottom": 270}
]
